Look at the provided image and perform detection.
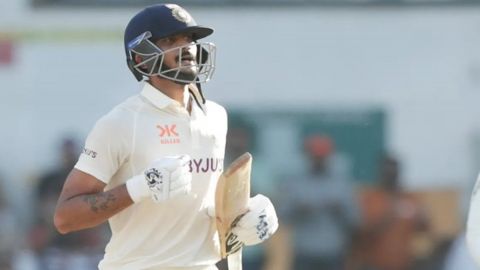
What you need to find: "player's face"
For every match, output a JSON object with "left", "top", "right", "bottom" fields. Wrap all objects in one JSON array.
[{"left": 155, "top": 33, "right": 198, "bottom": 75}]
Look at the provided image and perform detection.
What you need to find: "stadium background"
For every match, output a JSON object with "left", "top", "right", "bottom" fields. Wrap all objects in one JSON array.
[{"left": 1, "top": 0, "right": 480, "bottom": 269}]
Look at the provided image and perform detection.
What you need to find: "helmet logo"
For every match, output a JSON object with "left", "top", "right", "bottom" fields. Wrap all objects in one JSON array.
[{"left": 166, "top": 4, "right": 192, "bottom": 23}]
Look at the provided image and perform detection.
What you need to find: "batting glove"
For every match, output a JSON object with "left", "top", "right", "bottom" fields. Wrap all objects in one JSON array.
[
  {"left": 126, "top": 155, "right": 192, "bottom": 203},
  {"left": 231, "top": 194, "right": 278, "bottom": 246}
]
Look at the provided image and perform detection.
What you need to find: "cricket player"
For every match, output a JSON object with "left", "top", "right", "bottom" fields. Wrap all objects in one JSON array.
[
  {"left": 53, "top": 4, "right": 278, "bottom": 270},
  {"left": 467, "top": 173, "right": 480, "bottom": 265}
]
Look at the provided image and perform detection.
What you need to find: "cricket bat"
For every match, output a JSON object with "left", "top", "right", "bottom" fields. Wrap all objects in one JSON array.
[{"left": 215, "top": 152, "right": 252, "bottom": 270}]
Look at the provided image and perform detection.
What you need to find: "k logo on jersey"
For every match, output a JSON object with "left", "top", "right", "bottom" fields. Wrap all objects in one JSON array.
[{"left": 156, "top": 124, "right": 180, "bottom": 144}]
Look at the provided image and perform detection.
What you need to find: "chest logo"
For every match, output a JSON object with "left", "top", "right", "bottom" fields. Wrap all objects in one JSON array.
[{"left": 156, "top": 124, "right": 180, "bottom": 144}]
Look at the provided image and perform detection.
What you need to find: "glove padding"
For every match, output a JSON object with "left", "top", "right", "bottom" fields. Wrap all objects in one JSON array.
[
  {"left": 231, "top": 194, "right": 278, "bottom": 246},
  {"left": 127, "top": 155, "right": 192, "bottom": 203}
]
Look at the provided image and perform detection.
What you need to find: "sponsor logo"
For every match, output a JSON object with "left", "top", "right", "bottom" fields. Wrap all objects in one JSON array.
[
  {"left": 82, "top": 148, "right": 97, "bottom": 158},
  {"left": 157, "top": 124, "right": 180, "bottom": 144},
  {"left": 144, "top": 168, "right": 163, "bottom": 188},
  {"left": 127, "top": 31, "right": 152, "bottom": 50},
  {"left": 189, "top": 158, "right": 223, "bottom": 174},
  {"left": 225, "top": 232, "right": 242, "bottom": 255},
  {"left": 225, "top": 213, "right": 246, "bottom": 255},
  {"left": 256, "top": 211, "right": 270, "bottom": 240}
]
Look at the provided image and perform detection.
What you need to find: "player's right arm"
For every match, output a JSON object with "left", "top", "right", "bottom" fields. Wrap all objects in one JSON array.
[
  {"left": 54, "top": 169, "right": 133, "bottom": 234},
  {"left": 54, "top": 155, "right": 192, "bottom": 234},
  {"left": 54, "top": 111, "right": 192, "bottom": 234},
  {"left": 53, "top": 113, "right": 134, "bottom": 234}
]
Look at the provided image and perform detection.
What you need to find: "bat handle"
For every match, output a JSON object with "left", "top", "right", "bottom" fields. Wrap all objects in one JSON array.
[{"left": 227, "top": 247, "right": 242, "bottom": 270}]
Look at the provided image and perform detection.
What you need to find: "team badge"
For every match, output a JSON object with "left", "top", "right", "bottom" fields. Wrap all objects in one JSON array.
[{"left": 166, "top": 4, "right": 192, "bottom": 23}]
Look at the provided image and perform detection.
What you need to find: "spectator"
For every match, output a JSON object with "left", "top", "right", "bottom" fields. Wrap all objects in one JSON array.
[
  {"left": 353, "top": 155, "right": 429, "bottom": 270},
  {"left": 279, "top": 134, "right": 360, "bottom": 270},
  {"left": 28, "top": 137, "right": 108, "bottom": 269}
]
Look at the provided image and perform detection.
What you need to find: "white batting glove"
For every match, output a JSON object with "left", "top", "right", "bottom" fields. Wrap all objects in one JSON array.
[
  {"left": 231, "top": 194, "right": 279, "bottom": 246},
  {"left": 126, "top": 155, "right": 192, "bottom": 203}
]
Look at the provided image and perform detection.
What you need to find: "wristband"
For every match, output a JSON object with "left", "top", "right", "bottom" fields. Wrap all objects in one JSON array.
[{"left": 126, "top": 174, "right": 149, "bottom": 203}]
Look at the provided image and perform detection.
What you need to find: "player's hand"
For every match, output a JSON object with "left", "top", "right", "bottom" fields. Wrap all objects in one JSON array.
[
  {"left": 126, "top": 155, "right": 192, "bottom": 203},
  {"left": 231, "top": 194, "right": 278, "bottom": 246}
]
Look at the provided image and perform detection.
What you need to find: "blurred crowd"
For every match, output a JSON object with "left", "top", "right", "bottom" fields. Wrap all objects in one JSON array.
[
  {"left": 0, "top": 138, "right": 109, "bottom": 270},
  {"left": 0, "top": 125, "right": 476, "bottom": 270},
  {"left": 218, "top": 120, "right": 477, "bottom": 270}
]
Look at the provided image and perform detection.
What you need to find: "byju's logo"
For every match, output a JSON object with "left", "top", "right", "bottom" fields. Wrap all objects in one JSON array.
[
  {"left": 189, "top": 158, "right": 223, "bottom": 173},
  {"left": 82, "top": 148, "right": 97, "bottom": 158},
  {"left": 156, "top": 124, "right": 180, "bottom": 144}
]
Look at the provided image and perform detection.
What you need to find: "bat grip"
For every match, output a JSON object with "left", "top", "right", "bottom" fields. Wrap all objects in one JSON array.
[{"left": 227, "top": 248, "right": 242, "bottom": 270}]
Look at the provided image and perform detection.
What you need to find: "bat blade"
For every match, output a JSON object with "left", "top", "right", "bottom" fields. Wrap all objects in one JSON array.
[{"left": 215, "top": 152, "right": 252, "bottom": 270}]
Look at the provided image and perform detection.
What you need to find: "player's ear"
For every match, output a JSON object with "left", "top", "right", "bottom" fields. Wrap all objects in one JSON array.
[
  {"left": 134, "top": 54, "right": 149, "bottom": 71},
  {"left": 134, "top": 54, "right": 143, "bottom": 65}
]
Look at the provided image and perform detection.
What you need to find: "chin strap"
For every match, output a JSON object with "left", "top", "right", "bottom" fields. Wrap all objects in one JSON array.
[{"left": 188, "top": 83, "right": 207, "bottom": 113}]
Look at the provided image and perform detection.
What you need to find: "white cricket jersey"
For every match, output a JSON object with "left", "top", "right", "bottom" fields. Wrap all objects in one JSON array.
[{"left": 75, "top": 82, "right": 227, "bottom": 270}]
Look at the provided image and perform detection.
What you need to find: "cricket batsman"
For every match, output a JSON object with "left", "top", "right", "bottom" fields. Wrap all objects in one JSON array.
[
  {"left": 467, "top": 174, "right": 480, "bottom": 265},
  {"left": 54, "top": 4, "right": 278, "bottom": 270}
]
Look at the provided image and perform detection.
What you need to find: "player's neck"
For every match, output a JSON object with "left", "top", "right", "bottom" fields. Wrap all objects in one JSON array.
[{"left": 149, "top": 77, "right": 187, "bottom": 107}]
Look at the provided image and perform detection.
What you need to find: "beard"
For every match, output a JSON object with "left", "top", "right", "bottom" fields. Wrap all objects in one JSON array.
[{"left": 160, "top": 61, "right": 199, "bottom": 85}]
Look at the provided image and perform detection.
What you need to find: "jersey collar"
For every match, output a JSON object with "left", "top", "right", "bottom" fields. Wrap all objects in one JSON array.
[{"left": 140, "top": 82, "right": 188, "bottom": 110}]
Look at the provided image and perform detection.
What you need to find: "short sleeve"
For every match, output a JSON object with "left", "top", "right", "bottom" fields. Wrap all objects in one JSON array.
[
  {"left": 218, "top": 105, "right": 228, "bottom": 138},
  {"left": 206, "top": 100, "right": 228, "bottom": 151},
  {"left": 75, "top": 113, "right": 130, "bottom": 184}
]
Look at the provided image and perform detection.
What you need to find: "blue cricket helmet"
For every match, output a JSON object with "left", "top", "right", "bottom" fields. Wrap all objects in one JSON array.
[{"left": 124, "top": 4, "right": 216, "bottom": 83}]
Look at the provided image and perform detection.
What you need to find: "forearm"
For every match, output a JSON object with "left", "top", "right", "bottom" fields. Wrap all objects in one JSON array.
[{"left": 54, "top": 184, "right": 133, "bottom": 234}]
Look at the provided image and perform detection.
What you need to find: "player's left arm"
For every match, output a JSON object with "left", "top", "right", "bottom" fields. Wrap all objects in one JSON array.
[{"left": 216, "top": 104, "right": 278, "bottom": 245}]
